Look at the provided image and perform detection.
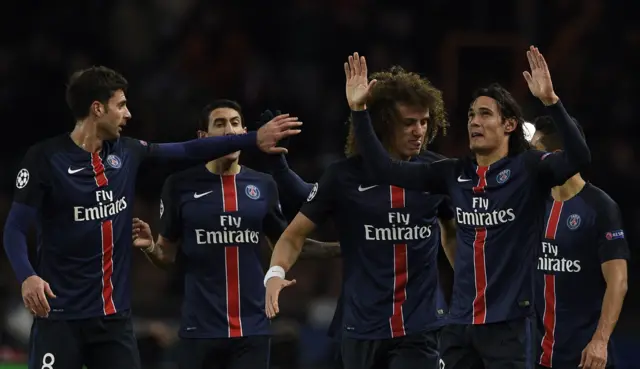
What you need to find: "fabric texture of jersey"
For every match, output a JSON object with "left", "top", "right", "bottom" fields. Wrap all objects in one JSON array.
[
  {"left": 13, "top": 135, "right": 153, "bottom": 319},
  {"left": 160, "top": 165, "right": 286, "bottom": 339},
  {"left": 536, "top": 183, "right": 629, "bottom": 368},
  {"left": 300, "top": 154, "right": 452, "bottom": 340}
]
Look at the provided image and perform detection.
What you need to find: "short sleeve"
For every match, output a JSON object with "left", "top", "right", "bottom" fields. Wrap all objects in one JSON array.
[
  {"left": 595, "top": 200, "right": 630, "bottom": 263},
  {"left": 159, "top": 175, "right": 182, "bottom": 241},
  {"left": 262, "top": 177, "right": 288, "bottom": 243},
  {"left": 436, "top": 196, "right": 455, "bottom": 220},
  {"left": 13, "top": 143, "right": 49, "bottom": 208},
  {"left": 299, "top": 163, "right": 339, "bottom": 225}
]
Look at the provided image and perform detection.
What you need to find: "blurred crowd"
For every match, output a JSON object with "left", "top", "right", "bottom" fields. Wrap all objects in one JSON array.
[{"left": 0, "top": 0, "right": 638, "bottom": 367}]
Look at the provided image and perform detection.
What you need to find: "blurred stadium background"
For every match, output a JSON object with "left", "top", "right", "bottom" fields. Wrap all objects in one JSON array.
[{"left": 0, "top": 0, "right": 638, "bottom": 368}]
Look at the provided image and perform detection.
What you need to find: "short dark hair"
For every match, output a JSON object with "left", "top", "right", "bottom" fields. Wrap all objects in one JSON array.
[
  {"left": 471, "top": 83, "right": 531, "bottom": 155},
  {"left": 65, "top": 66, "right": 128, "bottom": 120},
  {"left": 533, "top": 115, "right": 585, "bottom": 151},
  {"left": 345, "top": 66, "right": 448, "bottom": 156},
  {"left": 198, "top": 99, "right": 244, "bottom": 131}
]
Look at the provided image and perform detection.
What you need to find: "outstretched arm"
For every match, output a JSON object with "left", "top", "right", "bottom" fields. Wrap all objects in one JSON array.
[
  {"left": 345, "top": 52, "right": 451, "bottom": 194},
  {"left": 147, "top": 114, "right": 302, "bottom": 160},
  {"left": 523, "top": 46, "right": 591, "bottom": 186}
]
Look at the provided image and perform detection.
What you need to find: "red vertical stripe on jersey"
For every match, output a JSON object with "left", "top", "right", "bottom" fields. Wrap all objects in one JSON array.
[
  {"left": 540, "top": 202, "right": 562, "bottom": 366},
  {"left": 389, "top": 185, "right": 408, "bottom": 337},
  {"left": 221, "top": 175, "right": 242, "bottom": 337},
  {"left": 91, "top": 152, "right": 115, "bottom": 315},
  {"left": 539, "top": 274, "right": 557, "bottom": 367},
  {"left": 472, "top": 227, "right": 488, "bottom": 324},
  {"left": 472, "top": 165, "right": 489, "bottom": 194},
  {"left": 471, "top": 165, "right": 489, "bottom": 324},
  {"left": 101, "top": 220, "right": 117, "bottom": 315},
  {"left": 91, "top": 152, "right": 108, "bottom": 187},
  {"left": 545, "top": 201, "right": 563, "bottom": 240}
]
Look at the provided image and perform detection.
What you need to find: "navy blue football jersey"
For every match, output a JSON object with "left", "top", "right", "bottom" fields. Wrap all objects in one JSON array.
[
  {"left": 301, "top": 154, "right": 453, "bottom": 340},
  {"left": 160, "top": 165, "right": 286, "bottom": 339},
  {"left": 13, "top": 134, "right": 154, "bottom": 319},
  {"left": 350, "top": 104, "right": 589, "bottom": 326},
  {"left": 536, "top": 183, "right": 629, "bottom": 368}
]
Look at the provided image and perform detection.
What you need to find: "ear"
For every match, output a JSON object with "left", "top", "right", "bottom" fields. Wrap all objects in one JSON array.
[
  {"left": 196, "top": 130, "right": 207, "bottom": 138},
  {"left": 91, "top": 101, "right": 104, "bottom": 117},
  {"left": 242, "top": 126, "right": 247, "bottom": 134},
  {"left": 503, "top": 118, "right": 517, "bottom": 134}
]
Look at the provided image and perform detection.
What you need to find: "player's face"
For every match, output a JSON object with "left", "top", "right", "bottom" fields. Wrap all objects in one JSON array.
[
  {"left": 467, "top": 96, "right": 515, "bottom": 154},
  {"left": 391, "top": 104, "right": 428, "bottom": 160},
  {"left": 97, "top": 89, "right": 131, "bottom": 140},
  {"left": 201, "top": 107, "right": 246, "bottom": 161}
]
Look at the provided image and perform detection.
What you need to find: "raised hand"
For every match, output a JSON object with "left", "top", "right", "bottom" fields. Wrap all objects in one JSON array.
[
  {"left": 256, "top": 114, "right": 302, "bottom": 154},
  {"left": 264, "top": 276, "right": 297, "bottom": 319},
  {"left": 22, "top": 275, "right": 56, "bottom": 317},
  {"left": 132, "top": 218, "right": 153, "bottom": 250},
  {"left": 344, "top": 52, "right": 377, "bottom": 111},
  {"left": 523, "top": 46, "right": 559, "bottom": 106}
]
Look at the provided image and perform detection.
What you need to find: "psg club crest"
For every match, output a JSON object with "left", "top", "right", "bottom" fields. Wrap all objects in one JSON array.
[
  {"left": 16, "top": 168, "right": 29, "bottom": 189},
  {"left": 496, "top": 169, "right": 511, "bottom": 184},
  {"left": 566, "top": 214, "right": 581, "bottom": 230},
  {"left": 106, "top": 154, "right": 122, "bottom": 169},
  {"left": 245, "top": 184, "right": 260, "bottom": 200}
]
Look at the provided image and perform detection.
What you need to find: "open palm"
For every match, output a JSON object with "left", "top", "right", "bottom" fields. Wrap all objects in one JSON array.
[
  {"left": 344, "top": 52, "right": 377, "bottom": 110},
  {"left": 523, "top": 46, "right": 557, "bottom": 103}
]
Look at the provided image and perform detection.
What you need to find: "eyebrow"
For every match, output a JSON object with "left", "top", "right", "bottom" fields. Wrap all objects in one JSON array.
[{"left": 213, "top": 116, "right": 241, "bottom": 124}]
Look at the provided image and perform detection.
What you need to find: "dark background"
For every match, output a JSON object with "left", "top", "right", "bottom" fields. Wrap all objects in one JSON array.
[{"left": 0, "top": 0, "right": 638, "bottom": 368}]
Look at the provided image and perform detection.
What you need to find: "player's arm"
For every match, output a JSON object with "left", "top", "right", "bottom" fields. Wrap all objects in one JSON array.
[
  {"left": 133, "top": 221, "right": 179, "bottom": 270},
  {"left": 351, "top": 110, "right": 451, "bottom": 193},
  {"left": 522, "top": 47, "right": 591, "bottom": 187},
  {"left": 592, "top": 200, "right": 629, "bottom": 343},
  {"left": 267, "top": 154, "right": 315, "bottom": 204},
  {"left": 436, "top": 198, "right": 457, "bottom": 267},
  {"left": 134, "top": 176, "right": 183, "bottom": 269},
  {"left": 128, "top": 114, "right": 302, "bottom": 161},
  {"left": 264, "top": 165, "right": 338, "bottom": 318},
  {"left": 263, "top": 178, "right": 340, "bottom": 259},
  {"left": 580, "top": 197, "right": 629, "bottom": 369},
  {"left": 3, "top": 144, "right": 56, "bottom": 317}
]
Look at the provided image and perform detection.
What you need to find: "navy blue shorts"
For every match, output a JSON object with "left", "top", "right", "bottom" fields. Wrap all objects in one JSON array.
[
  {"left": 178, "top": 335, "right": 270, "bottom": 369},
  {"left": 440, "top": 317, "right": 534, "bottom": 369},
  {"left": 341, "top": 330, "right": 440, "bottom": 369},
  {"left": 28, "top": 310, "right": 140, "bottom": 369}
]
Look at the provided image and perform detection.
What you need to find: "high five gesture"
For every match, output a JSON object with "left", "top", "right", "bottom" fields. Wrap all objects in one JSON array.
[
  {"left": 523, "top": 45, "right": 559, "bottom": 106},
  {"left": 344, "top": 52, "right": 377, "bottom": 111}
]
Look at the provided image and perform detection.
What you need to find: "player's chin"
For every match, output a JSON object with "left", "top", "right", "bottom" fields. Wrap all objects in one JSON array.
[{"left": 224, "top": 151, "right": 241, "bottom": 161}]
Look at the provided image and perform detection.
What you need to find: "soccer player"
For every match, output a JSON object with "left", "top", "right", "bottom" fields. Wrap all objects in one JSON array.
[
  {"left": 130, "top": 99, "right": 340, "bottom": 369},
  {"left": 264, "top": 66, "right": 457, "bottom": 369},
  {"left": 529, "top": 116, "right": 629, "bottom": 369},
  {"left": 347, "top": 47, "right": 591, "bottom": 369},
  {"left": 2, "top": 67, "right": 301, "bottom": 369}
]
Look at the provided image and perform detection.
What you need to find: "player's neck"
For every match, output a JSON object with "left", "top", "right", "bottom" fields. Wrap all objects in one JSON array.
[
  {"left": 70, "top": 119, "right": 104, "bottom": 153},
  {"left": 475, "top": 147, "right": 508, "bottom": 167},
  {"left": 551, "top": 174, "right": 586, "bottom": 202},
  {"left": 387, "top": 147, "right": 410, "bottom": 161},
  {"left": 206, "top": 158, "right": 241, "bottom": 176}
]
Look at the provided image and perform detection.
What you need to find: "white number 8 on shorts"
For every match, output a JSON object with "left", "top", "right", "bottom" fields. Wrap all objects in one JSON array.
[{"left": 42, "top": 353, "right": 55, "bottom": 369}]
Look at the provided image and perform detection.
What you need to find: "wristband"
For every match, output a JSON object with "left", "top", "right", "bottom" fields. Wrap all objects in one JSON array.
[
  {"left": 264, "top": 266, "right": 285, "bottom": 287},
  {"left": 142, "top": 243, "right": 156, "bottom": 254}
]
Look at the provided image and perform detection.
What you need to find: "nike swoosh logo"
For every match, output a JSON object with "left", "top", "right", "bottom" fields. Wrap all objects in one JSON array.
[
  {"left": 457, "top": 176, "right": 472, "bottom": 182},
  {"left": 68, "top": 167, "right": 85, "bottom": 174},
  {"left": 193, "top": 191, "right": 213, "bottom": 199},
  {"left": 358, "top": 185, "right": 378, "bottom": 192}
]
